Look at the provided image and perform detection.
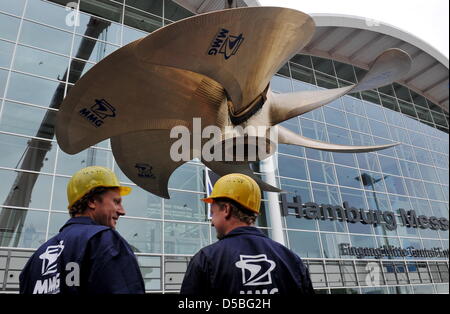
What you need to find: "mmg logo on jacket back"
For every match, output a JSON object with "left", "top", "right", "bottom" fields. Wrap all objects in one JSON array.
[
  {"left": 235, "top": 254, "right": 278, "bottom": 294},
  {"left": 79, "top": 99, "right": 116, "bottom": 128},
  {"left": 33, "top": 240, "right": 80, "bottom": 294},
  {"left": 208, "top": 28, "right": 244, "bottom": 60}
]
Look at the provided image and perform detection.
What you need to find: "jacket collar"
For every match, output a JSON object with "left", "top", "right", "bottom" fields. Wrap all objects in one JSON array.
[
  {"left": 59, "top": 216, "right": 101, "bottom": 232},
  {"left": 222, "top": 226, "right": 267, "bottom": 239}
]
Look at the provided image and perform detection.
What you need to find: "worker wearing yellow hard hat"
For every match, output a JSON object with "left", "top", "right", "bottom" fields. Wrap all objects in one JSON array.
[
  {"left": 20, "top": 166, "right": 145, "bottom": 294},
  {"left": 181, "top": 173, "right": 314, "bottom": 295}
]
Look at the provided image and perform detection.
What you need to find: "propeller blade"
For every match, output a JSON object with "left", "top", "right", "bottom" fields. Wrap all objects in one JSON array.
[
  {"left": 277, "top": 126, "right": 399, "bottom": 153},
  {"left": 269, "top": 48, "right": 412, "bottom": 125},
  {"left": 135, "top": 7, "right": 315, "bottom": 114},
  {"left": 56, "top": 40, "right": 226, "bottom": 155},
  {"left": 111, "top": 130, "right": 187, "bottom": 199}
]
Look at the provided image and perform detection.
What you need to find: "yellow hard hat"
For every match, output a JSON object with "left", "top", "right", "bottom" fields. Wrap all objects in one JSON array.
[
  {"left": 202, "top": 173, "right": 261, "bottom": 214},
  {"left": 67, "top": 166, "right": 131, "bottom": 209}
]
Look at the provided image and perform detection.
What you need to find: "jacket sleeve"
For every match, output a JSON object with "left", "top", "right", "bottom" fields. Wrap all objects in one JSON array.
[
  {"left": 180, "top": 250, "right": 211, "bottom": 295},
  {"left": 84, "top": 230, "right": 145, "bottom": 294}
]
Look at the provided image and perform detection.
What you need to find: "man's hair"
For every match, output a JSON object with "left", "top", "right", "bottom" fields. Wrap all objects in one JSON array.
[
  {"left": 69, "top": 186, "right": 118, "bottom": 218},
  {"left": 213, "top": 197, "right": 258, "bottom": 225}
]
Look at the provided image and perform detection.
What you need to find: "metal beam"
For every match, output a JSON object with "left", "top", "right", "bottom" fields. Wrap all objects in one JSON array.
[
  {"left": 405, "top": 61, "right": 440, "bottom": 84},
  {"left": 349, "top": 33, "right": 384, "bottom": 60},
  {"left": 304, "top": 27, "right": 337, "bottom": 52},
  {"left": 423, "top": 76, "right": 449, "bottom": 94},
  {"left": 328, "top": 29, "right": 363, "bottom": 56}
]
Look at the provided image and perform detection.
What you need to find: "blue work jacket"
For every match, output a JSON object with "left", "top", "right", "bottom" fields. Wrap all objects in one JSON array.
[
  {"left": 19, "top": 217, "right": 145, "bottom": 294},
  {"left": 180, "top": 226, "right": 314, "bottom": 295}
]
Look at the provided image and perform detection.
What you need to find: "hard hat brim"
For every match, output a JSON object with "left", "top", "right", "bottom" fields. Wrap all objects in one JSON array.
[
  {"left": 201, "top": 197, "right": 214, "bottom": 204},
  {"left": 67, "top": 185, "right": 132, "bottom": 209}
]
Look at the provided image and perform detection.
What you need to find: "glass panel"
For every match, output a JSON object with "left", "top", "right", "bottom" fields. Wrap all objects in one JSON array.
[
  {"left": 334, "top": 60, "right": 356, "bottom": 83},
  {"left": 308, "top": 161, "right": 336, "bottom": 185},
  {"left": 168, "top": 163, "right": 204, "bottom": 192},
  {"left": 369, "top": 119, "right": 391, "bottom": 139},
  {"left": 321, "top": 234, "right": 352, "bottom": 259},
  {"left": 7, "top": 72, "right": 64, "bottom": 107},
  {"left": 0, "top": 133, "right": 56, "bottom": 173},
  {"left": 122, "top": 25, "right": 148, "bottom": 45},
  {"left": 357, "top": 153, "right": 381, "bottom": 172},
  {"left": 164, "top": 191, "right": 206, "bottom": 223},
  {"left": 277, "top": 63, "right": 290, "bottom": 77},
  {"left": 278, "top": 155, "right": 308, "bottom": 180},
  {"left": 0, "top": 13, "right": 20, "bottom": 41},
  {"left": 0, "top": 208, "right": 48, "bottom": 248},
  {"left": 379, "top": 155, "right": 401, "bottom": 176},
  {"left": 385, "top": 176, "right": 407, "bottom": 196},
  {"left": 19, "top": 20, "right": 73, "bottom": 55},
  {"left": 0, "top": 39, "right": 14, "bottom": 68},
  {"left": 413, "top": 285, "right": 435, "bottom": 294},
  {"left": 25, "top": 0, "right": 74, "bottom": 31},
  {"left": 71, "top": 35, "right": 118, "bottom": 63},
  {"left": 315, "top": 72, "right": 338, "bottom": 89},
  {"left": 290, "top": 54, "right": 312, "bottom": 68},
  {"left": 13, "top": 45, "right": 69, "bottom": 80},
  {"left": 120, "top": 184, "right": 162, "bottom": 219},
  {"left": 271, "top": 75, "right": 291, "bottom": 93},
  {"left": 323, "top": 107, "right": 348, "bottom": 128},
  {"left": 393, "top": 83, "right": 412, "bottom": 102},
  {"left": 116, "top": 218, "right": 162, "bottom": 253},
  {"left": 363, "top": 101, "right": 385, "bottom": 122},
  {"left": 290, "top": 63, "right": 315, "bottom": 86},
  {"left": 76, "top": 13, "right": 122, "bottom": 45},
  {"left": 124, "top": 4, "right": 162, "bottom": 34},
  {"left": 342, "top": 96, "right": 365, "bottom": 116},
  {"left": 56, "top": 147, "right": 113, "bottom": 176},
  {"left": 164, "top": 0, "right": 193, "bottom": 21},
  {"left": 0, "top": 68, "right": 8, "bottom": 96},
  {"left": 347, "top": 113, "right": 370, "bottom": 133},
  {"left": 0, "top": 102, "right": 58, "bottom": 139},
  {"left": 68, "top": 58, "right": 95, "bottom": 84},
  {"left": 361, "top": 90, "right": 381, "bottom": 105},
  {"left": 0, "top": 0, "right": 26, "bottom": 15},
  {"left": 0, "top": 168, "right": 52, "bottom": 209},
  {"left": 79, "top": 0, "right": 124, "bottom": 23},
  {"left": 288, "top": 231, "right": 322, "bottom": 258},
  {"left": 125, "top": 0, "right": 163, "bottom": 17},
  {"left": 164, "top": 222, "right": 209, "bottom": 255},
  {"left": 50, "top": 175, "right": 70, "bottom": 210},
  {"left": 335, "top": 166, "right": 363, "bottom": 189},
  {"left": 47, "top": 211, "right": 70, "bottom": 238},
  {"left": 312, "top": 56, "right": 334, "bottom": 76}
]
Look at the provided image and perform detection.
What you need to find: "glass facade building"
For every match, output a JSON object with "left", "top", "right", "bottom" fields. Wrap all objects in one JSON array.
[{"left": 0, "top": 0, "right": 448, "bottom": 294}]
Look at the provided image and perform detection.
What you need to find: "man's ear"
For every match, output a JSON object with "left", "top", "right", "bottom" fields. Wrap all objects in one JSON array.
[
  {"left": 87, "top": 198, "right": 97, "bottom": 211},
  {"left": 223, "top": 203, "right": 233, "bottom": 219}
]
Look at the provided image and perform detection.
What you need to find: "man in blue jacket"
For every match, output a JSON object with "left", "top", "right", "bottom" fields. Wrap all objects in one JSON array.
[
  {"left": 19, "top": 166, "right": 145, "bottom": 294},
  {"left": 180, "top": 173, "right": 314, "bottom": 295}
]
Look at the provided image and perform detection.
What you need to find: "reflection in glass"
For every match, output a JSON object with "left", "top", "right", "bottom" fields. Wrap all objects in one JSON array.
[
  {"left": 116, "top": 217, "right": 162, "bottom": 253},
  {"left": 56, "top": 148, "right": 114, "bottom": 176},
  {"left": 288, "top": 231, "right": 322, "bottom": 258},
  {"left": 0, "top": 133, "right": 56, "bottom": 173},
  {"left": 121, "top": 184, "right": 162, "bottom": 219},
  {"left": 164, "top": 222, "right": 209, "bottom": 254},
  {"left": 0, "top": 13, "right": 20, "bottom": 41},
  {"left": 0, "top": 207, "right": 48, "bottom": 248},
  {"left": 13, "top": 45, "right": 69, "bottom": 80},
  {"left": 165, "top": 191, "right": 206, "bottom": 222},
  {"left": 25, "top": 0, "right": 74, "bottom": 31},
  {"left": 0, "top": 40, "right": 14, "bottom": 68},
  {"left": 19, "top": 20, "right": 73, "bottom": 55}
]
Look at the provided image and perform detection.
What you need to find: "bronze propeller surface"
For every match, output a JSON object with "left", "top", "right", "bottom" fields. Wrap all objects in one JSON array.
[{"left": 56, "top": 7, "right": 412, "bottom": 198}]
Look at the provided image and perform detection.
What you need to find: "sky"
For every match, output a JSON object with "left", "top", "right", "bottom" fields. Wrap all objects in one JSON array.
[{"left": 259, "top": 0, "right": 449, "bottom": 58}]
